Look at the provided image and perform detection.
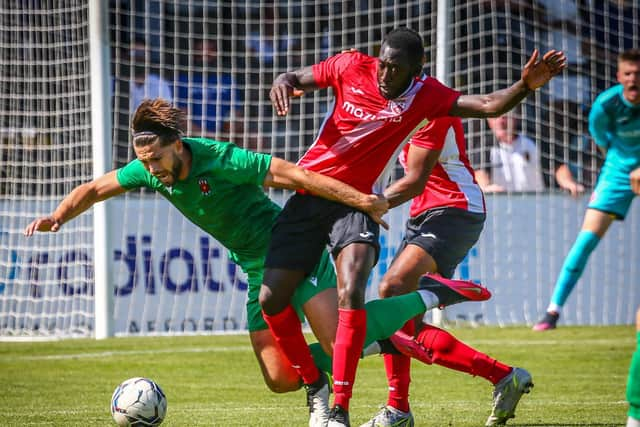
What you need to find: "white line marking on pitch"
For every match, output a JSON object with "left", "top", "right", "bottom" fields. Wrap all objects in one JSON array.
[{"left": 2, "top": 345, "right": 253, "bottom": 361}]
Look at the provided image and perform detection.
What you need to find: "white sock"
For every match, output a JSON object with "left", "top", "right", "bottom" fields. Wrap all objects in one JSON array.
[
  {"left": 361, "top": 341, "right": 381, "bottom": 357},
  {"left": 627, "top": 416, "right": 640, "bottom": 427},
  {"left": 417, "top": 289, "right": 440, "bottom": 310},
  {"left": 547, "top": 303, "right": 562, "bottom": 314}
]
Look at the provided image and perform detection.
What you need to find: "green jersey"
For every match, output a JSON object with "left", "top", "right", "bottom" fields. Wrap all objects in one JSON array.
[{"left": 116, "top": 137, "right": 280, "bottom": 271}]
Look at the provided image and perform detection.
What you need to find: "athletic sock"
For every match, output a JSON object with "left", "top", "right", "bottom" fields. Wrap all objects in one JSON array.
[
  {"left": 384, "top": 321, "right": 414, "bottom": 413},
  {"left": 363, "top": 292, "right": 427, "bottom": 346},
  {"left": 419, "top": 324, "right": 513, "bottom": 384},
  {"left": 309, "top": 342, "right": 332, "bottom": 374},
  {"left": 627, "top": 332, "right": 640, "bottom": 421},
  {"left": 332, "top": 308, "right": 367, "bottom": 411},
  {"left": 309, "top": 292, "right": 428, "bottom": 373},
  {"left": 549, "top": 230, "right": 600, "bottom": 309},
  {"left": 262, "top": 305, "right": 319, "bottom": 385}
]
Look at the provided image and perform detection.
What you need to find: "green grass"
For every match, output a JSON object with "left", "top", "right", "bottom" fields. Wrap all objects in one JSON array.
[{"left": 0, "top": 326, "right": 634, "bottom": 426}]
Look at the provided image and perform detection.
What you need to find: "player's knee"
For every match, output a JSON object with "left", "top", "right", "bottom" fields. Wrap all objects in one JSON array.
[
  {"left": 258, "top": 286, "right": 283, "bottom": 316},
  {"left": 336, "top": 284, "right": 365, "bottom": 309},
  {"left": 378, "top": 275, "right": 410, "bottom": 298},
  {"left": 263, "top": 375, "right": 301, "bottom": 393}
]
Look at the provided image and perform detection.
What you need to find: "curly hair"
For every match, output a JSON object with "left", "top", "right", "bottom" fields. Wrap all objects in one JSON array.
[
  {"left": 130, "top": 98, "right": 186, "bottom": 147},
  {"left": 382, "top": 27, "right": 425, "bottom": 67}
]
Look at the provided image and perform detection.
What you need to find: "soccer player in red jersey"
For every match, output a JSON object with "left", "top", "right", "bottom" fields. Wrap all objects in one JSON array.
[
  {"left": 362, "top": 116, "right": 533, "bottom": 427},
  {"left": 259, "top": 27, "right": 566, "bottom": 426}
]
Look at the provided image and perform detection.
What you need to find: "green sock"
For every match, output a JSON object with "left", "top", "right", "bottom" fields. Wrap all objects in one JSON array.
[
  {"left": 363, "top": 292, "right": 427, "bottom": 347},
  {"left": 309, "top": 342, "right": 333, "bottom": 374},
  {"left": 627, "top": 332, "right": 640, "bottom": 420},
  {"left": 307, "top": 292, "right": 427, "bottom": 375}
]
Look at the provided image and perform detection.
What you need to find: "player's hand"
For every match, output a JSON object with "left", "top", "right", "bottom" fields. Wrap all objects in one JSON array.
[
  {"left": 630, "top": 167, "right": 640, "bottom": 195},
  {"left": 561, "top": 181, "right": 585, "bottom": 198},
  {"left": 363, "top": 194, "right": 389, "bottom": 230},
  {"left": 270, "top": 79, "right": 304, "bottom": 117},
  {"left": 23, "top": 216, "right": 61, "bottom": 236},
  {"left": 521, "top": 49, "right": 567, "bottom": 90}
]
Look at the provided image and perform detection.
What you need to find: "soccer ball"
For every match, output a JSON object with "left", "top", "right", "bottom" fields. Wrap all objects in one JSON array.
[{"left": 111, "top": 377, "right": 167, "bottom": 426}]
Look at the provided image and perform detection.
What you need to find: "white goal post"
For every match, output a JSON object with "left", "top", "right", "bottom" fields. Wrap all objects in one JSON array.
[{"left": 0, "top": 0, "right": 638, "bottom": 339}]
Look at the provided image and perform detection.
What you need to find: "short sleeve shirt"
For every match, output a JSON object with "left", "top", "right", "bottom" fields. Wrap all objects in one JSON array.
[
  {"left": 116, "top": 138, "right": 280, "bottom": 267},
  {"left": 299, "top": 51, "right": 461, "bottom": 193}
]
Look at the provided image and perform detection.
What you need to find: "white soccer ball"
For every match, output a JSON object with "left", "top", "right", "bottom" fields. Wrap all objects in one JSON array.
[{"left": 111, "top": 377, "right": 167, "bottom": 426}]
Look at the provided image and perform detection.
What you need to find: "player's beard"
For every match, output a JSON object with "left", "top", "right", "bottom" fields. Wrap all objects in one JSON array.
[
  {"left": 155, "top": 152, "right": 183, "bottom": 186},
  {"left": 167, "top": 152, "right": 183, "bottom": 185}
]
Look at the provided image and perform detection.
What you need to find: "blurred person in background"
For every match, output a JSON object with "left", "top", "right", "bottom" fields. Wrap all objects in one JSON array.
[
  {"left": 129, "top": 37, "right": 173, "bottom": 112},
  {"left": 474, "top": 107, "right": 584, "bottom": 195},
  {"left": 175, "top": 37, "right": 242, "bottom": 139}
]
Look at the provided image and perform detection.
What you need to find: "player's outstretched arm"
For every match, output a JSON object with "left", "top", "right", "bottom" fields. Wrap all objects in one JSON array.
[
  {"left": 450, "top": 49, "right": 567, "bottom": 118},
  {"left": 264, "top": 157, "right": 389, "bottom": 228},
  {"left": 270, "top": 66, "right": 317, "bottom": 116},
  {"left": 24, "top": 170, "right": 127, "bottom": 236}
]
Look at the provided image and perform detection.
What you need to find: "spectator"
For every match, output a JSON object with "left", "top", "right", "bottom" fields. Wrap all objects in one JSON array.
[
  {"left": 475, "top": 107, "right": 586, "bottom": 195},
  {"left": 579, "top": 0, "right": 638, "bottom": 97},
  {"left": 474, "top": 108, "right": 545, "bottom": 193},
  {"left": 175, "top": 37, "right": 242, "bottom": 138},
  {"left": 535, "top": 0, "right": 593, "bottom": 187},
  {"left": 129, "top": 37, "right": 173, "bottom": 111}
]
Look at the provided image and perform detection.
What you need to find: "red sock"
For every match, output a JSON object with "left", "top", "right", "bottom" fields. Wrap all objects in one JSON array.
[
  {"left": 418, "top": 324, "right": 513, "bottom": 384},
  {"left": 332, "top": 308, "right": 367, "bottom": 411},
  {"left": 263, "top": 305, "right": 319, "bottom": 385},
  {"left": 384, "top": 321, "right": 414, "bottom": 413}
]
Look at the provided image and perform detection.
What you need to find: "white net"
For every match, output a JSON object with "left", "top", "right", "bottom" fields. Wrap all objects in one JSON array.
[
  {"left": 0, "top": 1, "right": 94, "bottom": 337},
  {"left": 1, "top": 0, "right": 639, "bottom": 338}
]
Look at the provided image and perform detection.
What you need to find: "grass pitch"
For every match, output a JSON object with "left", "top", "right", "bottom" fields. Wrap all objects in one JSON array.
[{"left": 0, "top": 325, "right": 633, "bottom": 426}]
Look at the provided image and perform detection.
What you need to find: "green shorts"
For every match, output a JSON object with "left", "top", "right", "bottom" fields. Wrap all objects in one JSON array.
[{"left": 244, "top": 249, "right": 336, "bottom": 332}]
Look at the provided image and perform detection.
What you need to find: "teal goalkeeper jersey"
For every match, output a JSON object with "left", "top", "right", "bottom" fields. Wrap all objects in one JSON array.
[
  {"left": 589, "top": 84, "right": 640, "bottom": 187},
  {"left": 116, "top": 137, "right": 281, "bottom": 270}
]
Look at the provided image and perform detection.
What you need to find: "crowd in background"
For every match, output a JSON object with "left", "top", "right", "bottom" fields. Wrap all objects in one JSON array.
[{"left": 3, "top": 0, "right": 635, "bottom": 196}]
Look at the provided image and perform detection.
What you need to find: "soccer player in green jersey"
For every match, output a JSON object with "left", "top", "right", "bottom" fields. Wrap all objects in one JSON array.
[
  {"left": 628, "top": 307, "right": 640, "bottom": 427},
  {"left": 24, "top": 98, "right": 489, "bottom": 424}
]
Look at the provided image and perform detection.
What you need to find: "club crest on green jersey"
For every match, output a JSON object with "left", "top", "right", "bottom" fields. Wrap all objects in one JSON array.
[{"left": 198, "top": 178, "right": 211, "bottom": 196}]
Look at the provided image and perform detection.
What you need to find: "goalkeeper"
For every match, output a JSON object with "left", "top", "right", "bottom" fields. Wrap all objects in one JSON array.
[
  {"left": 534, "top": 49, "right": 640, "bottom": 331},
  {"left": 23, "top": 98, "right": 489, "bottom": 420}
]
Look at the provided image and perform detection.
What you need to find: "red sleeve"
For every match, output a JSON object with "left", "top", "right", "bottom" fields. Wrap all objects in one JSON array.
[
  {"left": 311, "top": 52, "right": 362, "bottom": 89},
  {"left": 409, "top": 116, "right": 458, "bottom": 150},
  {"left": 423, "top": 77, "right": 461, "bottom": 120}
]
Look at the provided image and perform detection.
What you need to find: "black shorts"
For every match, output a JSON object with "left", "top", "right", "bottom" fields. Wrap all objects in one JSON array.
[
  {"left": 395, "top": 207, "right": 485, "bottom": 278},
  {"left": 264, "top": 193, "right": 380, "bottom": 273}
]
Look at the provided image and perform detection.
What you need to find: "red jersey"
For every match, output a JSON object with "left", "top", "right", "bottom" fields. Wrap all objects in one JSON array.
[
  {"left": 399, "top": 117, "right": 486, "bottom": 217},
  {"left": 300, "top": 51, "right": 460, "bottom": 193}
]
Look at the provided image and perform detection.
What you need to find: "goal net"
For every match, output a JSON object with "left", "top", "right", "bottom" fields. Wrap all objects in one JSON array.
[
  {"left": 0, "top": 1, "right": 94, "bottom": 337},
  {"left": 1, "top": 0, "right": 638, "bottom": 338}
]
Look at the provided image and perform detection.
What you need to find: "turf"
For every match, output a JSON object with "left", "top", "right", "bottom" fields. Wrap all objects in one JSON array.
[{"left": 0, "top": 325, "right": 634, "bottom": 426}]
